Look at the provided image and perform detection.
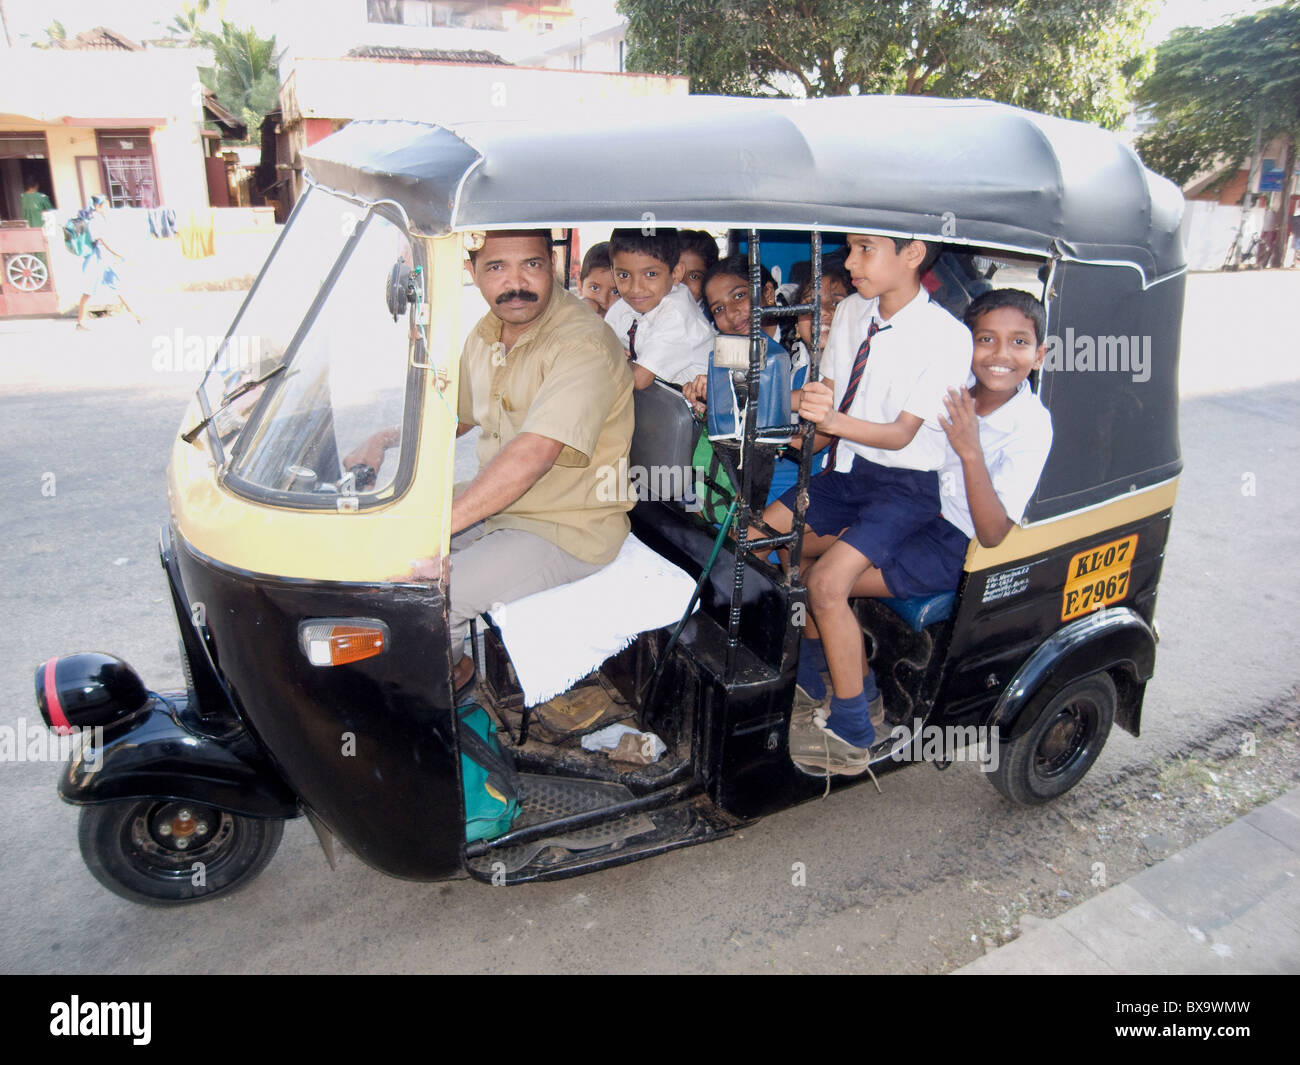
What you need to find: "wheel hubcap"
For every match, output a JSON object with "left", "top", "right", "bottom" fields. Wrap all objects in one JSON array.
[
  {"left": 128, "top": 802, "right": 232, "bottom": 876},
  {"left": 1034, "top": 702, "right": 1094, "bottom": 778}
]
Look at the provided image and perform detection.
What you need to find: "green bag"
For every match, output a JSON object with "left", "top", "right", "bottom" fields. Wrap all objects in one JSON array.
[
  {"left": 691, "top": 431, "right": 737, "bottom": 527},
  {"left": 458, "top": 705, "right": 522, "bottom": 843}
]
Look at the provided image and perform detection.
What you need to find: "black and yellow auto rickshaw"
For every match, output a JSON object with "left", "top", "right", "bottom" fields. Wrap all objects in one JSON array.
[{"left": 34, "top": 96, "right": 1184, "bottom": 904}]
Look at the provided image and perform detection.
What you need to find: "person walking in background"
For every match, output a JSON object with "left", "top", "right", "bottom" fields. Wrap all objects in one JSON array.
[{"left": 76, "top": 194, "right": 143, "bottom": 330}]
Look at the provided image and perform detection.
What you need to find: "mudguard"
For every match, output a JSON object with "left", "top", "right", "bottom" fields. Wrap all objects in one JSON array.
[
  {"left": 989, "top": 607, "right": 1156, "bottom": 742},
  {"left": 59, "top": 691, "right": 300, "bottom": 819}
]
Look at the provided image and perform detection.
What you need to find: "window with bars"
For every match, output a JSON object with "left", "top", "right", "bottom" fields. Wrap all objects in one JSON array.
[{"left": 103, "top": 157, "right": 158, "bottom": 209}]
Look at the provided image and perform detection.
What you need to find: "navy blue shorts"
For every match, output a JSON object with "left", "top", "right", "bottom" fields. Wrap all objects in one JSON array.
[
  {"left": 777, "top": 458, "right": 965, "bottom": 599},
  {"left": 885, "top": 515, "right": 969, "bottom": 599}
]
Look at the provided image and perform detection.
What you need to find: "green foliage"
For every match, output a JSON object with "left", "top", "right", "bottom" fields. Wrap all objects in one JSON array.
[
  {"left": 1136, "top": 1, "right": 1300, "bottom": 186},
  {"left": 33, "top": 18, "right": 66, "bottom": 48},
  {"left": 165, "top": 1, "right": 212, "bottom": 47},
  {"left": 197, "top": 20, "right": 284, "bottom": 142},
  {"left": 618, "top": 0, "right": 1157, "bottom": 128}
]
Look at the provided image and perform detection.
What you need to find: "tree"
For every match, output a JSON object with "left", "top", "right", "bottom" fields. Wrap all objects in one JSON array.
[
  {"left": 198, "top": 20, "right": 284, "bottom": 143},
  {"left": 164, "top": 1, "right": 213, "bottom": 47},
  {"left": 33, "top": 18, "right": 66, "bottom": 48},
  {"left": 1136, "top": 2, "right": 1300, "bottom": 198},
  {"left": 618, "top": 0, "right": 1157, "bottom": 128}
]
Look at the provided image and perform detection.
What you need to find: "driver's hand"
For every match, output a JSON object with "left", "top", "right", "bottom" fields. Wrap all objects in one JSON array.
[{"left": 342, "top": 427, "right": 400, "bottom": 472}]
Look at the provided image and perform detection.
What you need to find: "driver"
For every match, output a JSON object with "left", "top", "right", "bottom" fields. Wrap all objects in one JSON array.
[{"left": 412, "top": 230, "right": 634, "bottom": 696}]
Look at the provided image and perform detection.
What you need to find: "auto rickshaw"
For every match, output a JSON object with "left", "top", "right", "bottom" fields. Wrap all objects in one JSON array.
[{"left": 34, "top": 95, "right": 1185, "bottom": 904}]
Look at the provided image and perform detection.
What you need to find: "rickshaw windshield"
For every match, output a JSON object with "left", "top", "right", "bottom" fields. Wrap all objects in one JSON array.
[
  {"left": 193, "top": 186, "right": 361, "bottom": 460},
  {"left": 221, "top": 208, "right": 416, "bottom": 507}
]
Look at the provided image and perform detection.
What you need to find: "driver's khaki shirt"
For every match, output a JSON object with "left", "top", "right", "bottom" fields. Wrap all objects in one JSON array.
[{"left": 458, "top": 281, "right": 634, "bottom": 564}]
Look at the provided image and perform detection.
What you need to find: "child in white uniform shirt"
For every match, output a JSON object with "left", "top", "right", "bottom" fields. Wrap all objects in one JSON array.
[
  {"left": 605, "top": 228, "right": 714, "bottom": 390},
  {"left": 790, "top": 287, "right": 1054, "bottom": 776},
  {"left": 763, "top": 232, "right": 971, "bottom": 769}
]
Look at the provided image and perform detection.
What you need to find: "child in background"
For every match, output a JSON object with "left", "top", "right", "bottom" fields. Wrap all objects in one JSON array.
[
  {"left": 605, "top": 228, "right": 714, "bottom": 390},
  {"left": 579, "top": 242, "right": 618, "bottom": 314},
  {"left": 678, "top": 229, "right": 720, "bottom": 306},
  {"left": 765, "top": 271, "right": 852, "bottom": 504}
]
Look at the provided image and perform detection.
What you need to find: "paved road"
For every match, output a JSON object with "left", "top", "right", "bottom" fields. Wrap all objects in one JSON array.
[{"left": 0, "top": 271, "right": 1297, "bottom": 973}]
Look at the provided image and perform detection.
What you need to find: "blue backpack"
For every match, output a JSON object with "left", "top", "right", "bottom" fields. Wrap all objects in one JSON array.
[{"left": 62, "top": 209, "right": 95, "bottom": 258}]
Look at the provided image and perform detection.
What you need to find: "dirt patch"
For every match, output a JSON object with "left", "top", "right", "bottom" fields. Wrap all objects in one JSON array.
[{"left": 960, "top": 692, "right": 1300, "bottom": 964}]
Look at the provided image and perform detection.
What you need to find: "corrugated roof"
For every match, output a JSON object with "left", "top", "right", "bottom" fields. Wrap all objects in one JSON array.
[
  {"left": 345, "top": 46, "right": 509, "bottom": 65},
  {"left": 55, "top": 26, "right": 143, "bottom": 52}
]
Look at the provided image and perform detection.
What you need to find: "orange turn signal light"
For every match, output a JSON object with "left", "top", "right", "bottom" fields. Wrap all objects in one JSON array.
[{"left": 298, "top": 619, "right": 390, "bottom": 667}]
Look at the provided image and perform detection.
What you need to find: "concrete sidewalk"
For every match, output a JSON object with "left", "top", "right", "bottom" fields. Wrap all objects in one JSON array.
[{"left": 956, "top": 788, "right": 1300, "bottom": 974}]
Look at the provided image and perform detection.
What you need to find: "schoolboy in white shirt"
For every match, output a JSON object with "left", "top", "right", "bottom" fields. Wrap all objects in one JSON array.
[
  {"left": 605, "top": 228, "right": 714, "bottom": 390},
  {"left": 761, "top": 233, "right": 971, "bottom": 770}
]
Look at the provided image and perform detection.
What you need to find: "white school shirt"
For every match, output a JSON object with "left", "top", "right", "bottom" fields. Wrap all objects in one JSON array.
[
  {"left": 604, "top": 283, "right": 713, "bottom": 386},
  {"left": 823, "top": 288, "right": 973, "bottom": 472},
  {"left": 938, "top": 379, "right": 1054, "bottom": 539}
]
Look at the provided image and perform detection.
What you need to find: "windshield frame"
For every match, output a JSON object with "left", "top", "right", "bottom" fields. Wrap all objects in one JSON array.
[{"left": 213, "top": 196, "right": 428, "bottom": 513}]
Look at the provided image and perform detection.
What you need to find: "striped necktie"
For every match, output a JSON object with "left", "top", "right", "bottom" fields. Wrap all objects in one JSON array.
[
  {"left": 823, "top": 319, "right": 888, "bottom": 472},
  {"left": 626, "top": 320, "right": 638, "bottom": 361}
]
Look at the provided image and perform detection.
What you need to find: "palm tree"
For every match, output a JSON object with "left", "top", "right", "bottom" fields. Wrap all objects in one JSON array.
[{"left": 199, "top": 20, "right": 285, "bottom": 143}]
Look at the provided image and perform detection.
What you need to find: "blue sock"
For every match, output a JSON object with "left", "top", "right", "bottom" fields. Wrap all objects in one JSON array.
[
  {"left": 796, "top": 637, "right": 827, "bottom": 699},
  {"left": 862, "top": 669, "right": 879, "bottom": 703},
  {"left": 824, "top": 692, "right": 877, "bottom": 748}
]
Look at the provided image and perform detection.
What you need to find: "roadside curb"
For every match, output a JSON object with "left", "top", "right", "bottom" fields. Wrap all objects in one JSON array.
[{"left": 954, "top": 787, "right": 1300, "bottom": 973}]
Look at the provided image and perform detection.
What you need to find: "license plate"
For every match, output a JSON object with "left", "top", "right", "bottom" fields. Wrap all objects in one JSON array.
[{"left": 1061, "top": 534, "right": 1138, "bottom": 621}]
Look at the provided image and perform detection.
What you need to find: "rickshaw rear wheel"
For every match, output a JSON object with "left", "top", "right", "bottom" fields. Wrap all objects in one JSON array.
[
  {"left": 78, "top": 799, "right": 283, "bottom": 906},
  {"left": 988, "top": 673, "right": 1116, "bottom": 806}
]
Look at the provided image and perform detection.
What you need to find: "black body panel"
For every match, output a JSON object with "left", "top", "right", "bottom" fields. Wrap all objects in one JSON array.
[
  {"left": 1030, "top": 263, "right": 1183, "bottom": 520},
  {"left": 934, "top": 509, "right": 1172, "bottom": 734},
  {"left": 58, "top": 693, "right": 300, "bottom": 819},
  {"left": 173, "top": 533, "right": 464, "bottom": 881}
]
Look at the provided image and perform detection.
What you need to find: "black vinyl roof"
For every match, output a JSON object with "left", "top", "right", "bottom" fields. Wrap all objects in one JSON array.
[{"left": 301, "top": 95, "right": 1186, "bottom": 283}]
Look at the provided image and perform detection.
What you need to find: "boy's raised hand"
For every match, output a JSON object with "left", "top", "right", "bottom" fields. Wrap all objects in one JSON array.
[
  {"left": 939, "top": 386, "right": 981, "bottom": 460},
  {"left": 797, "top": 379, "right": 836, "bottom": 426}
]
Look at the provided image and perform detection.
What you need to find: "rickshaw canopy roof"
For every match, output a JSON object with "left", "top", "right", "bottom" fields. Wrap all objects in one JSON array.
[{"left": 301, "top": 95, "right": 1186, "bottom": 284}]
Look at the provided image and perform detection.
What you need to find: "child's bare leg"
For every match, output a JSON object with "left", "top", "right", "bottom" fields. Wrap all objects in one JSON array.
[
  {"left": 758, "top": 500, "right": 841, "bottom": 569},
  {"left": 116, "top": 294, "right": 142, "bottom": 323},
  {"left": 805, "top": 540, "right": 874, "bottom": 699},
  {"left": 802, "top": 558, "right": 879, "bottom": 676}
]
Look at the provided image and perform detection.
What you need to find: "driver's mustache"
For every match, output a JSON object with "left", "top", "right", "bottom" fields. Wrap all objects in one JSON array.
[{"left": 496, "top": 289, "right": 538, "bottom": 304}]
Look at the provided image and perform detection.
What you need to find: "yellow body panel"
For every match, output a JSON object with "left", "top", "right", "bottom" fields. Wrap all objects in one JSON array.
[
  {"left": 965, "top": 479, "right": 1178, "bottom": 573},
  {"left": 168, "top": 234, "right": 466, "bottom": 582}
]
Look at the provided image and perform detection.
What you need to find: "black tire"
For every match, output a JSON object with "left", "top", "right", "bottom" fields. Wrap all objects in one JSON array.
[
  {"left": 78, "top": 800, "right": 283, "bottom": 906},
  {"left": 987, "top": 672, "right": 1116, "bottom": 805}
]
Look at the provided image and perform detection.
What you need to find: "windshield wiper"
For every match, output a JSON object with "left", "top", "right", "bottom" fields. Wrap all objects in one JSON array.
[{"left": 182, "top": 364, "right": 287, "bottom": 445}]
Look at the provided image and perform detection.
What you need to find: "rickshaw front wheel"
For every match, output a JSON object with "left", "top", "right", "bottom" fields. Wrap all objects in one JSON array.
[
  {"left": 988, "top": 673, "right": 1116, "bottom": 806},
  {"left": 78, "top": 799, "right": 284, "bottom": 906}
]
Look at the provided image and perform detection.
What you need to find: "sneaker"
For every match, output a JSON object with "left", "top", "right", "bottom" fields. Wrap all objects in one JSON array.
[
  {"left": 793, "top": 684, "right": 823, "bottom": 725},
  {"left": 868, "top": 694, "right": 885, "bottom": 733},
  {"left": 788, "top": 713, "right": 872, "bottom": 776}
]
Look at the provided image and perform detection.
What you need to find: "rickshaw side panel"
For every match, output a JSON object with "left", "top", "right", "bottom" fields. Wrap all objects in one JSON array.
[
  {"left": 936, "top": 506, "right": 1172, "bottom": 738},
  {"left": 174, "top": 536, "right": 465, "bottom": 882},
  {"left": 1028, "top": 262, "right": 1184, "bottom": 521}
]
